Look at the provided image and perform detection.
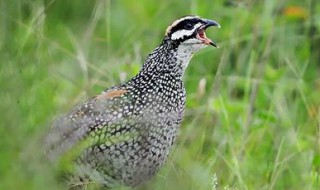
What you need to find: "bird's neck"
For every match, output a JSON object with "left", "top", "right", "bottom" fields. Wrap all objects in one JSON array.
[{"left": 137, "top": 39, "right": 194, "bottom": 80}]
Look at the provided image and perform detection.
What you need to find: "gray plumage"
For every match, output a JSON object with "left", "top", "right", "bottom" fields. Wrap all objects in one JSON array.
[{"left": 45, "top": 15, "right": 220, "bottom": 188}]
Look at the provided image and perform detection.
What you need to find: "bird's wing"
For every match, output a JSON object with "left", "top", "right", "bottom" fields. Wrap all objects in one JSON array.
[{"left": 44, "top": 87, "right": 139, "bottom": 161}]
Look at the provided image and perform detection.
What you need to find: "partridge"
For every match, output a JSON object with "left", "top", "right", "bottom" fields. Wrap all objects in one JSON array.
[{"left": 45, "top": 15, "right": 220, "bottom": 188}]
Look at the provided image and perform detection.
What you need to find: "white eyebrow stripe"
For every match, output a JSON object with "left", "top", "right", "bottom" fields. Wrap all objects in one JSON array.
[
  {"left": 165, "top": 16, "right": 200, "bottom": 35},
  {"left": 170, "top": 23, "right": 202, "bottom": 40}
]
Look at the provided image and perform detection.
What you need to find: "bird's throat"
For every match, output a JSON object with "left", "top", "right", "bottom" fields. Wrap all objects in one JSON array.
[{"left": 174, "top": 45, "right": 194, "bottom": 74}]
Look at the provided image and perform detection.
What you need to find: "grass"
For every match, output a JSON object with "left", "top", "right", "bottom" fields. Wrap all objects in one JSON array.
[{"left": 1, "top": 0, "right": 320, "bottom": 189}]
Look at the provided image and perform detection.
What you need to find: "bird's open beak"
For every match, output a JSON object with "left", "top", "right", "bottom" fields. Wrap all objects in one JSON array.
[{"left": 196, "top": 19, "right": 220, "bottom": 48}]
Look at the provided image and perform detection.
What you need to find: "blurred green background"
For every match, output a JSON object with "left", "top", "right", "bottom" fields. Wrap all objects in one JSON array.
[{"left": 1, "top": 0, "right": 320, "bottom": 189}]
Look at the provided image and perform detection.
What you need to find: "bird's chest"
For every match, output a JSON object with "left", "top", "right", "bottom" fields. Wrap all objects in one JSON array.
[
  {"left": 134, "top": 79, "right": 185, "bottom": 152},
  {"left": 121, "top": 81, "right": 185, "bottom": 184},
  {"left": 137, "top": 77, "right": 186, "bottom": 127}
]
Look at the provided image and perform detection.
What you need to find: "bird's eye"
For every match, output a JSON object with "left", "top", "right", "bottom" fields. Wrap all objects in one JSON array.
[{"left": 184, "top": 23, "right": 193, "bottom": 30}]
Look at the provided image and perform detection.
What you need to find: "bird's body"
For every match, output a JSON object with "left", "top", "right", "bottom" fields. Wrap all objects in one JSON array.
[{"left": 45, "top": 15, "right": 220, "bottom": 188}]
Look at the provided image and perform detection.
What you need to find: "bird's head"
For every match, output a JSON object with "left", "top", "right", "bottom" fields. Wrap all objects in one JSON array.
[{"left": 165, "top": 15, "right": 220, "bottom": 51}]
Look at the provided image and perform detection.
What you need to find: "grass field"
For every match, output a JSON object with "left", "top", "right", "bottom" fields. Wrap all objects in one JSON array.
[{"left": 1, "top": 0, "right": 320, "bottom": 189}]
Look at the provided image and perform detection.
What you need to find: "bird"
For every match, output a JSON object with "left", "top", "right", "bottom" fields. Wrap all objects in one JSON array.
[{"left": 45, "top": 15, "right": 220, "bottom": 189}]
